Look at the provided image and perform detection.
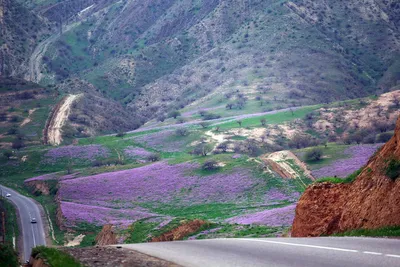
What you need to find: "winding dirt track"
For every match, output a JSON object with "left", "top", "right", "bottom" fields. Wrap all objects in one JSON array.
[{"left": 47, "top": 94, "right": 80, "bottom": 145}]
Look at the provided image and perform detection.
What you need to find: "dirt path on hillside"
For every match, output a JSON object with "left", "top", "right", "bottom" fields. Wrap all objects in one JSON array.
[
  {"left": 25, "top": 22, "right": 81, "bottom": 83},
  {"left": 47, "top": 94, "right": 81, "bottom": 145},
  {"left": 128, "top": 107, "right": 301, "bottom": 134},
  {"left": 20, "top": 108, "right": 37, "bottom": 127}
]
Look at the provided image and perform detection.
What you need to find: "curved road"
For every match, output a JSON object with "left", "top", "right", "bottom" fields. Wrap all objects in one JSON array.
[
  {"left": 120, "top": 237, "right": 400, "bottom": 267},
  {"left": 0, "top": 185, "right": 46, "bottom": 262}
]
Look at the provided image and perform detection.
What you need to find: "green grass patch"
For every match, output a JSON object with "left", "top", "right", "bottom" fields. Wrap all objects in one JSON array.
[
  {"left": 216, "top": 105, "right": 320, "bottom": 130},
  {"left": 31, "top": 246, "right": 82, "bottom": 267},
  {"left": 315, "top": 168, "right": 363, "bottom": 184},
  {"left": 334, "top": 226, "right": 400, "bottom": 237}
]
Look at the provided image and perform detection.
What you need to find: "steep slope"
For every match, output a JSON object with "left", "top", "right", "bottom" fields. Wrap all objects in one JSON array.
[
  {"left": 0, "top": 0, "right": 49, "bottom": 76},
  {"left": 292, "top": 115, "right": 400, "bottom": 237}
]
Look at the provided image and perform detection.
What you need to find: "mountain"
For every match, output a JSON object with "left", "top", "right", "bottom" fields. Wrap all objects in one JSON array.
[
  {"left": 292, "top": 115, "right": 400, "bottom": 237},
  {"left": 21, "top": 0, "right": 399, "bottom": 125}
]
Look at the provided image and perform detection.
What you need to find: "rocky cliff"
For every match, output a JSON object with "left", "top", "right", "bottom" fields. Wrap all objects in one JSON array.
[{"left": 292, "top": 116, "right": 400, "bottom": 237}]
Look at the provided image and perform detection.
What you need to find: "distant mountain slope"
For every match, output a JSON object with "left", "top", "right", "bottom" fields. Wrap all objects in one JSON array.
[
  {"left": 5, "top": 0, "right": 400, "bottom": 128},
  {"left": 0, "top": 0, "right": 50, "bottom": 76}
]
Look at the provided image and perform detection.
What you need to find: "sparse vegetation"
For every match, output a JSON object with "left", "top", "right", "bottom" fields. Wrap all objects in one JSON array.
[
  {"left": 305, "top": 148, "right": 323, "bottom": 162},
  {"left": 386, "top": 159, "right": 400, "bottom": 180}
]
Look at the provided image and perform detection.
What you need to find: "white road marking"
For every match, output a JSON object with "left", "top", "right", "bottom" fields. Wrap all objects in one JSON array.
[
  {"left": 386, "top": 254, "right": 400, "bottom": 258},
  {"left": 236, "top": 239, "right": 400, "bottom": 259},
  {"left": 363, "top": 251, "right": 382, "bottom": 255},
  {"left": 236, "top": 239, "right": 359, "bottom": 253},
  {"left": 31, "top": 223, "right": 36, "bottom": 247}
]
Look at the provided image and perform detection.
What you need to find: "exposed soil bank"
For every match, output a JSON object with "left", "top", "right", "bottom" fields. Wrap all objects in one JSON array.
[{"left": 292, "top": 116, "right": 400, "bottom": 237}]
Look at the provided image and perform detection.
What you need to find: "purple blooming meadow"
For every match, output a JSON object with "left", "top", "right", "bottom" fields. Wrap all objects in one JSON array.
[
  {"left": 42, "top": 145, "right": 110, "bottom": 164},
  {"left": 124, "top": 147, "right": 153, "bottom": 158},
  {"left": 312, "top": 144, "right": 382, "bottom": 178},
  {"left": 59, "top": 162, "right": 260, "bottom": 208},
  {"left": 61, "top": 201, "right": 157, "bottom": 227},
  {"left": 226, "top": 204, "right": 296, "bottom": 226}
]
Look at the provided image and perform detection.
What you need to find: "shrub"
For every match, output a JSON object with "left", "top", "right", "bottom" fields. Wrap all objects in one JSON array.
[
  {"left": 175, "top": 128, "right": 190, "bottom": 136},
  {"left": 216, "top": 142, "right": 229, "bottom": 152},
  {"left": 0, "top": 244, "right": 18, "bottom": 267},
  {"left": 202, "top": 160, "right": 220, "bottom": 171},
  {"left": 0, "top": 113, "right": 7, "bottom": 122},
  {"left": 3, "top": 150, "right": 12, "bottom": 159},
  {"left": 203, "top": 113, "right": 221, "bottom": 120},
  {"left": 168, "top": 110, "right": 181, "bottom": 119},
  {"left": 147, "top": 153, "right": 161, "bottom": 162},
  {"left": 6, "top": 127, "right": 18, "bottom": 135},
  {"left": 9, "top": 115, "right": 22, "bottom": 123},
  {"left": 199, "top": 122, "right": 209, "bottom": 129},
  {"left": 377, "top": 132, "right": 393, "bottom": 143},
  {"left": 386, "top": 159, "right": 400, "bottom": 180},
  {"left": 116, "top": 132, "right": 126, "bottom": 137},
  {"left": 305, "top": 148, "right": 323, "bottom": 162},
  {"left": 11, "top": 139, "right": 24, "bottom": 150}
]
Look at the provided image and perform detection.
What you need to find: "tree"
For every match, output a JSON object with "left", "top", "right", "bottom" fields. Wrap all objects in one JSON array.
[
  {"left": 305, "top": 148, "right": 323, "bottom": 162},
  {"left": 199, "top": 122, "right": 209, "bottom": 129},
  {"left": 116, "top": 132, "right": 126, "bottom": 137},
  {"left": 175, "top": 128, "right": 190, "bottom": 136},
  {"left": 168, "top": 110, "right": 181, "bottom": 119},
  {"left": 192, "top": 143, "right": 213, "bottom": 156},
  {"left": 203, "top": 113, "right": 221, "bottom": 120},
  {"left": 202, "top": 160, "right": 220, "bottom": 171},
  {"left": 11, "top": 139, "right": 24, "bottom": 150},
  {"left": 217, "top": 142, "right": 229, "bottom": 152},
  {"left": 147, "top": 153, "right": 161, "bottom": 162},
  {"left": 3, "top": 150, "right": 12, "bottom": 160},
  {"left": 260, "top": 118, "right": 267, "bottom": 126}
]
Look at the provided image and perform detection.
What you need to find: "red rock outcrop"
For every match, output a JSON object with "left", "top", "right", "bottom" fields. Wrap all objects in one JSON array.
[
  {"left": 292, "top": 116, "right": 400, "bottom": 237},
  {"left": 151, "top": 219, "right": 207, "bottom": 242},
  {"left": 95, "top": 224, "right": 117, "bottom": 246}
]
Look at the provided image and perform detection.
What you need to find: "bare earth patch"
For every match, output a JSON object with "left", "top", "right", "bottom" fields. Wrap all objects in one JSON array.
[
  {"left": 261, "top": 150, "right": 314, "bottom": 186},
  {"left": 47, "top": 94, "right": 81, "bottom": 145},
  {"left": 64, "top": 247, "right": 179, "bottom": 267},
  {"left": 20, "top": 108, "right": 37, "bottom": 127}
]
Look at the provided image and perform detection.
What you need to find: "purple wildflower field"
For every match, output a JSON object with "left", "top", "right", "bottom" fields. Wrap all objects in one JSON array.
[
  {"left": 55, "top": 161, "right": 299, "bottom": 226},
  {"left": 124, "top": 147, "right": 153, "bottom": 158},
  {"left": 59, "top": 162, "right": 262, "bottom": 208},
  {"left": 312, "top": 144, "right": 382, "bottom": 178},
  {"left": 42, "top": 145, "right": 110, "bottom": 164},
  {"left": 226, "top": 204, "right": 296, "bottom": 226},
  {"left": 134, "top": 131, "right": 185, "bottom": 152},
  {"left": 61, "top": 201, "right": 157, "bottom": 227}
]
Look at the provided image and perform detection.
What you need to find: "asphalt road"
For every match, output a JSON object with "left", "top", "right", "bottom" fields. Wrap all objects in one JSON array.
[
  {"left": 121, "top": 237, "right": 400, "bottom": 267},
  {"left": 0, "top": 185, "right": 46, "bottom": 262}
]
